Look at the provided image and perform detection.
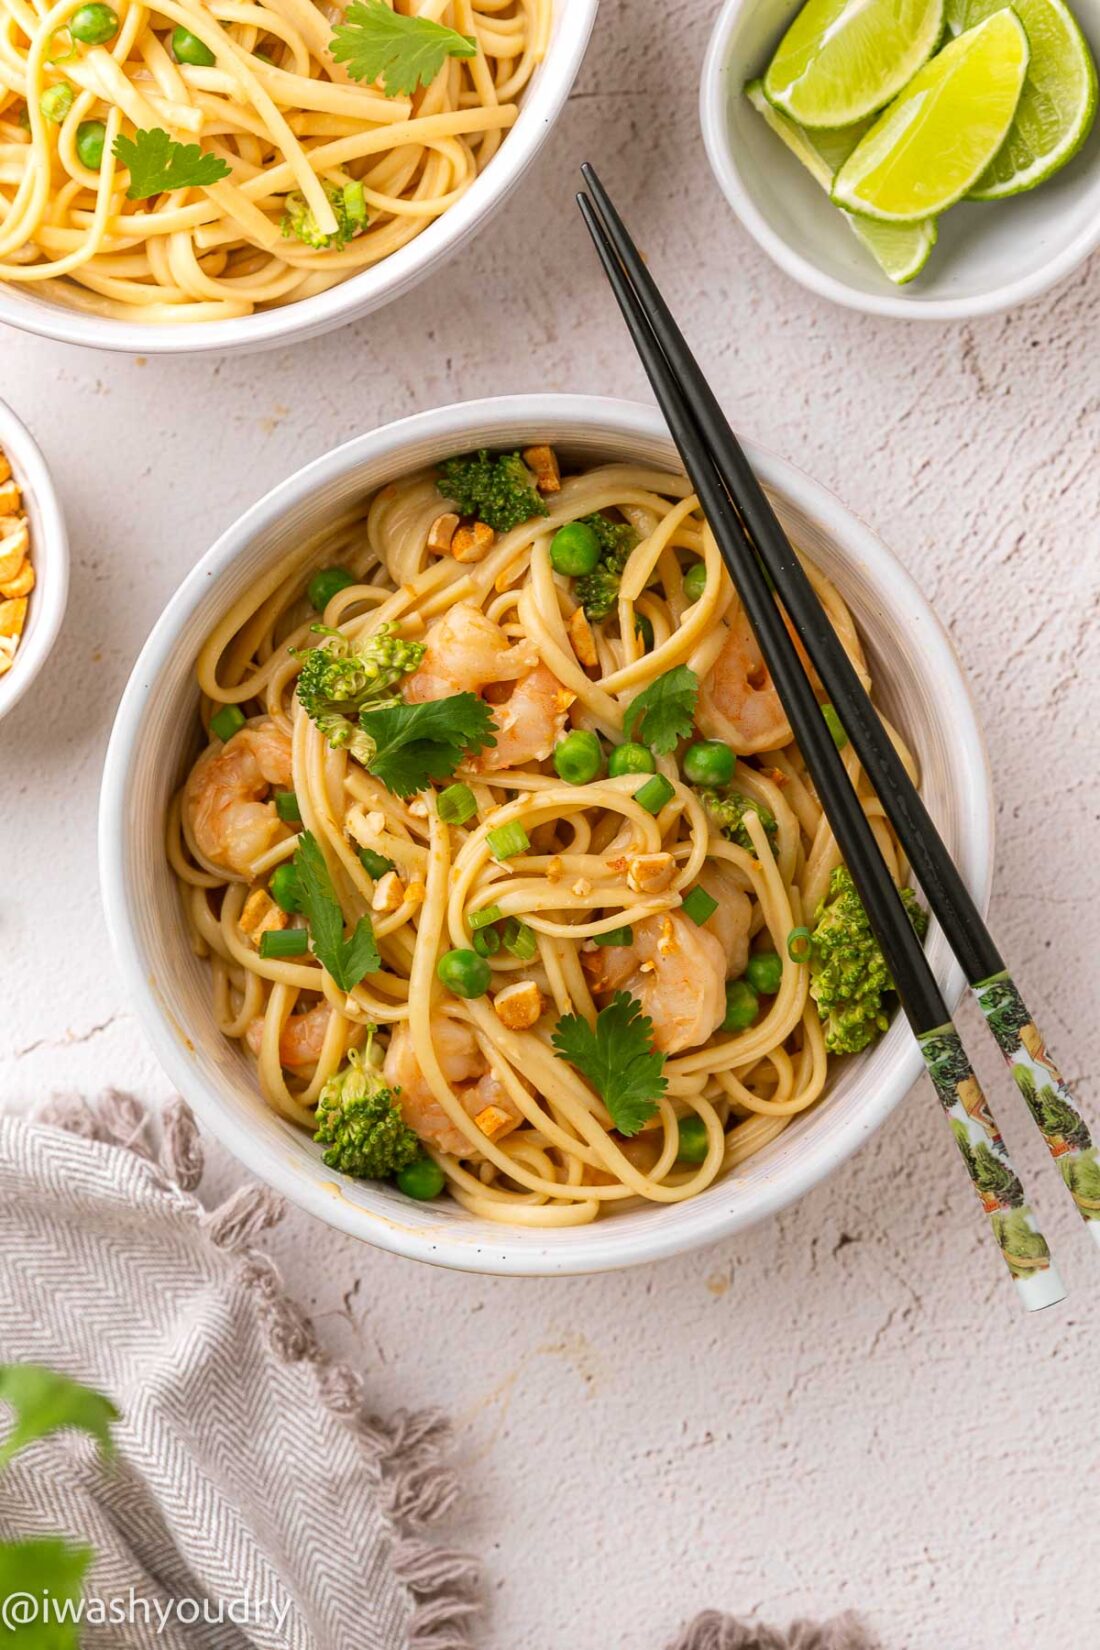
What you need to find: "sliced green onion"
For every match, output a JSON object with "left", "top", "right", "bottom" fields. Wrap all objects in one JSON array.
[
  {"left": 487, "top": 821, "right": 529, "bottom": 860},
  {"left": 502, "top": 918, "right": 538, "bottom": 960},
  {"left": 210, "top": 703, "right": 245, "bottom": 742},
  {"left": 822, "top": 703, "right": 848, "bottom": 750},
  {"left": 40, "top": 83, "right": 74, "bottom": 122},
  {"left": 259, "top": 928, "right": 309, "bottom": 959},
  {"left": 681, "top": 885, "right": 718, "bottom": 926},
  {"left": 787, "top": 925, "right": 812, "bottom": 964},
  {"left": 472, "top": 926, "right": 501, "bottom": 958},
  {"left": 359, "top": 848, "right": 395, "bottom": 880},
  {"left": 634, "top": 773, "right": 674, "bottom": 815},
  {"left": 593, "top": 924, "right": 633, "bottom": 947},
  {"left": 274, "top": 790, "right": 301, "bottom": 823},
  {"left": 437, "top": 782, "right": 477, "bottom": 825},
  {"left": 469, "top": 903, "right": 503, "bottom": 930}
]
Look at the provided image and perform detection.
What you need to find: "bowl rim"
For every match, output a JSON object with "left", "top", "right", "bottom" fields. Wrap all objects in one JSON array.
[
  {"left": 0, "top": 396, "right": 69, "bottom": 724},
  {"left": 99, "top": 392, "right": 995, "bottom": 1274},
  {"left": 0, "top": 0, "right": 599, "bottom": 357},
  {"left": 699, "top": 0, "right": 1100, "bottom": 321}
]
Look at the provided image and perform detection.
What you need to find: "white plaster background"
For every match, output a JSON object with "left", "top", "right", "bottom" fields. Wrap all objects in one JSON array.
[{"left": 2, "top": 2, "right": 1100, "bottom": 1644}]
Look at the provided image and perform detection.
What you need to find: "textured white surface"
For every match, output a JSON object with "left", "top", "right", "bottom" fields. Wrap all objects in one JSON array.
[{"left": 2, "top": 2, "right": 1099, "bottom": 1644}]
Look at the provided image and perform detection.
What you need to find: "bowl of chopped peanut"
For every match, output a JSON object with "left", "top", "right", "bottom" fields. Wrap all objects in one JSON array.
[{"left": 0, "top": 398, "right": 69, "bottom": 723}]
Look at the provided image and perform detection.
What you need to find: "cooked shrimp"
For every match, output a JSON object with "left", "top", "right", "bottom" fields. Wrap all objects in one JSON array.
[
  {"left": 405, "top": 602, "right": 573, "bottom": 771},
  {"left": 246, "top": 1001, "right": 330, "bottom": 1069},
  {"left": 696, "top": 862, "right": 752, "bottom": 979},
  {"left": 185, "top": 719, "right": 293, "bottom": 877},
  {"left": 698, "top": 604, "right": 791, "bottom": 753},
  {"left": 583, "top": 911, "right": 728, "bottom": 1054},
  {"left": 384, "top": 1019, "right": 524, "bottom": 1156}
]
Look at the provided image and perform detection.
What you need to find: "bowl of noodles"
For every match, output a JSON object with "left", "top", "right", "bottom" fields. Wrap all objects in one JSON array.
[
  {"left": 0, "top": 0, "right": 596, "bottom": 352},
  {"left": 100, "top": 395, "right": 994, "bottom": 1273}
]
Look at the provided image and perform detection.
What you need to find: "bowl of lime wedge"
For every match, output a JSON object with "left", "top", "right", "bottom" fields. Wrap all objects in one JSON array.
[{"left": 701, "top": 0, "right": 1100, "bottom": 316}]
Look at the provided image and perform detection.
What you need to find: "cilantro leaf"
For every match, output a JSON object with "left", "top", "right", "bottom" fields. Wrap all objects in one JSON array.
[
  {"left": 551, "top": 992, "right": 667, "bottom": 1137},
  {"left": 113, "top": 128, "right": 231, "bottom": 200},
  {"left": 0, "top": 1540, "right": 91, "bottom": 1647},
  {"left": 359, "top": 693, "right": 496, "bottom": 797},
  {"left": 0, "top": 1365, "right": 117, "bottom": 1467},
  {"left": 623, "top": 665, "right": 699, "bottom": 755},
  {"left": 331, "top": 0, "right": 476, "bottom": 96},
  {"left": 294, "top": 832, "right": 380, "bottom": 993}
]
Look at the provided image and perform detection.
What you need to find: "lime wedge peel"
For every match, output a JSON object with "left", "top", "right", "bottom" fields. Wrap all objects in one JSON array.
[
  {"left": 764, "top": 0, "right": 947, "bottom": 127},
  {"left": 745, "top": 80, "right": 938, "bottom": 285},
  {"left": 831, "top": 9, "right": 1031, "bottom": 222},
  {"left": 946, "top": 0, "right": 1098, "bottom": 198}
]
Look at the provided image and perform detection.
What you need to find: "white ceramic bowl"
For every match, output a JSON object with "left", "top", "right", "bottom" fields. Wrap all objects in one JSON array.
[
  {"left": 0, "top": 1, "right": 597, "bottom": 357},
  {"left": 0, "top": 398, "right": 69, "bottom": 724},
  {"left": 700, "top": 0, "right": 1100, "bottom": 319},
  {"left": 99, "top": 394, "right": 994, "bottom": 1274}
]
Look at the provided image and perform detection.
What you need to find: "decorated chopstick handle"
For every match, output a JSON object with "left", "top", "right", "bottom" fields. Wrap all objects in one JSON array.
[
  {"left": 973, "top": 971, "right": 1100, "bottom": 1245},
  {"left": 918, "top": 1023, "right": 1065, "bottom": 1310}
]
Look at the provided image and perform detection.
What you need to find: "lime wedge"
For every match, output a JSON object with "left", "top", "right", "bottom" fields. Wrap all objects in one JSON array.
[
  {"left": 764, "top": 0, "right": 946, "bottom": 127},
  {"left": 946, "top": 0, "right": 1098, "bottom": 197},
  {"left": 832, "top": 10, "right": 1030, "bottom": 220},
  {"left": 745, "top": 80, "right": 938, "bottom": 283}
]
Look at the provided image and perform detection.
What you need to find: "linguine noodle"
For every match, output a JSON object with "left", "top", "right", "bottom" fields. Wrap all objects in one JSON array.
[
  {"left": 0, "top": 0, "right": 549, "bottom": 321},
  {"left": 168, "top": 451, "right": 917, "bottom": 1226}
]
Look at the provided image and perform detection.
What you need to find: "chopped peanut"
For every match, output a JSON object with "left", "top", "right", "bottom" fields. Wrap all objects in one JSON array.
[
  {"left": 452, "top": 520, "right": 495, "bottom": 563},
  {"left": 567, "top": 605, "right": 598, "bottom": 667},
  {"left": 522, "top": 444, "right": 561, "bottom": 494},
  {"left": 0, "top": 597, "right": 27, "bottom": 638},
  {"left": 493, "top": 979, "right": 544, "bottom": 1031},
  {"left": 240, "top": 888, "right": 287, "bottom": 943},
  {"left": 546, "top": 855, "right": 564, "bottom": 883},
  {"left": 426, "top": 511, "right": 459, "bottom": 555},
  {"left": 571, "top": 877, "right": 592, "bottom": 898},
  {"left": 371, "top": 870, "right": 406, "bottom": 913},
  {"left": 627, "top": 853, "right": 676, "bottom": 894},
  {"left": 405, "top": 880, "right": 426, "bottom": 906},
  {"left": 474, "top": 1103, "right": 518, "bottom": 1141}
]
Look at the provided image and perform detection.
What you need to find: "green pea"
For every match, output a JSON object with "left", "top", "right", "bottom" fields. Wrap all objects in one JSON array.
[
  {"left": 676, "top": 1115, "right": 710, "bottom": 1164},
  {"left": 396, "top": 1156, "right": 446, "bottom": 1200},
  {"left": 75, "top": 118, "right": 106, "bottom": 169},
  {"left": 634, "top": 613, "right": 654, "bottom": 650},
  {"left": 171, "top": 24, "right": 216, "bottom": 65},
  {"left": 39, "top": 83, "right": 74, "bottom": 123},
  {"left": 70, "top": 3, "right": 119, "bottom": 42},
  {"left": 682, "top": 560, "right": 707, "bottom": 603},
  {"left": 553, "top": 728, "right": 602, "bottom": 785},
  {"left": 682, "top": 740, "right": 734, "bottom": 788},
  {"left": 745, "top": 951, "right": 783, "bottom": 996},
  {"left": 822, "top": 703, "right": 848, "bottom": 750},
  {"left": 722, "top": 978, "right": 759, "bottom": 1033},
  {"left": 269, "top": 862, "right": 301, "bottom": 914},
  {"left": 436, "top": 947, "right": 491, "bottom": 999},
  {"left": 307, "top": 565, "right": 355, "bottom": 611},
  {"left": 608, "top": 741, "right": 655, "bottom": 777},
  {"left": 550, "top": 521, "right": 601, "bottom": 577}
]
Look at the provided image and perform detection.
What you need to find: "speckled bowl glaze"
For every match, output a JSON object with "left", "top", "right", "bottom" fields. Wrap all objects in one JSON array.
[
  {"left": 700, "top": 0, "right": 1100, "bottom": 319},
  {"left": 0, "top": 397, "right": 69, "bottom": 725},
  {"left": 0, "top": 0, "right": 598, "bottom": 356},
  {"left": 99, "top": 395, "right": 994, "bottom": 1274}
]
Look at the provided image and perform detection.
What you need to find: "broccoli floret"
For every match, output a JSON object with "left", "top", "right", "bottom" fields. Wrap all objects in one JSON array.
[
  {"left": 699, "top": 787, "right": 778, "bottom": 854},
  {"left": 281, "top": 179, "right": 367, "bottom": 250},
  {"left": 574, "top": 513, "right": 640, "bottom": 622},
  {"left": 436, "top": 450, "right": 548, "bottom": 534},
  {"left": 809, "top": 865, "right": 928, "bottom": 1055},
  {"left": 295, "top": 622, "right": 424, "bottom": 762},
  {"left": 313, "top": 1041, "right": 421, "bottom": 1180}
]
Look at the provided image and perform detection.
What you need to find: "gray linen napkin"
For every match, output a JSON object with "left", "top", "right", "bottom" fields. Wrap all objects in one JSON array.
[{"left": 0, "top": 1096, "right": 478, "bottom": 1650}]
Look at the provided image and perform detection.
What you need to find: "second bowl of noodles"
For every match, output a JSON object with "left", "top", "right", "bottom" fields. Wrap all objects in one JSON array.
[{"left": 100, "top": 395, "right": 994, "bottom": 1273}]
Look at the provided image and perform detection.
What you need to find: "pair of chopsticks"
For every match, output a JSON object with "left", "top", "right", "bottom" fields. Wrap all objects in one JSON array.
[{"left": 577, "top": 164, "right": 1097, "bottom": 1311}]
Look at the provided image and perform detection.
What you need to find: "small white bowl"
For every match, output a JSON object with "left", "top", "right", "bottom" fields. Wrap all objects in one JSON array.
[
  {"left": 0, "top": 397, "right": 69, "bottom": 724},
  {"left": 99, "top": 394, "right": 994, "bottom": 1275},
  {"left": 700, "top": 0, "right": 1100, "bottom": 319},
  {"left": 0, "top": 0, "right": 597, "bottom": 357}
]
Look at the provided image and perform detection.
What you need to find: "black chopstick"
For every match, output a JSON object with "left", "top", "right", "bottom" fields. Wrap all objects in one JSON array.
[
  {"left": 578, "top": 170, "right": 1071, "bottom": 1308},
  {"left": 579, "top": 165, "right": 1099, "bottom": 1255}
]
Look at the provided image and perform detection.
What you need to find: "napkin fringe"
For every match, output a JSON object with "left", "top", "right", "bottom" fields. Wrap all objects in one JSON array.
[
  {"left": 33, "top": 1089, "right": 481, "bottom": 1650},
  {"left": 668, "top": 1611, "right": 881, "bottom": 1650}
]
